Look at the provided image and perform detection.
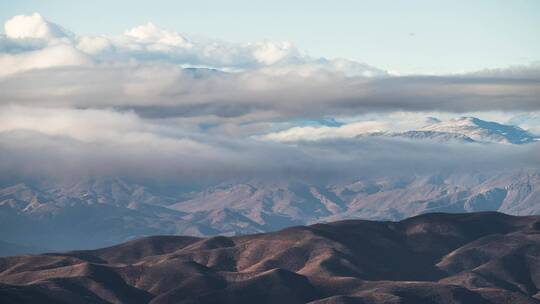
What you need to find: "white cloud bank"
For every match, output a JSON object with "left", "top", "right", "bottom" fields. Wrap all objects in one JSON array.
[{"left": 0, "top": 13, "right": 386, "bottom": 77}]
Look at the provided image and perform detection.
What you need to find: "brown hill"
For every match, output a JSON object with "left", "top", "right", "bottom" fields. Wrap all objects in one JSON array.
[{"left": 1, "top": 212, "right": 540, "bottom": 303}]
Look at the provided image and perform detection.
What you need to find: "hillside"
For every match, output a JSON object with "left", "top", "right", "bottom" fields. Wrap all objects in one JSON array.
[{"left": 1, "top": 212, "right": 540, "bottom": 303}]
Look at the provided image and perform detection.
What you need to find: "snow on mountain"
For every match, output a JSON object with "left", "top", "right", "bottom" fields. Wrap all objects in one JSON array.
[
  {"left": 359, "top": 116, "right": 537, "bottom": 144},
  {"left": 368, "top": 130, "right": 476, "bottom": 143},
  {"left": 420, "top": 116, "right": 538, "bottom": 144},
  {"left": 261, "top": 116, "right": 538, "bottom": 144}
]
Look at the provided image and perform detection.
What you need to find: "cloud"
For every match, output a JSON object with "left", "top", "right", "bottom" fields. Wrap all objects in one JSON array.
[
  {"left": 1, "top": 13, "right": 539, "bottom": 186},
  {"left": 76, "top": 36, "right": 113, "bottom": 54},
  {"left": 110, "top": 26, "right": 305, "bottom": 68},
  {"left": 1, "top": 62, "right": 537, "bottom": 121},
  {"left": 0, "top": 13, "right": 536, "bottom": 118},
  {"left": 509, "top": 112, "right": 540, "bottom": 135},
  {"left": 0, "top": 105, "right": 314, "bottom": 184},
  {"left": 4, "top": 13, "right": 71, "bottom": 40},
  {"left": 124, "top": 22, "right": 192, "bottom": 49},
  {"left": 0, "top": 105, "right": 163, "bottom": 142},
  {"left": 0, "top": 14, "right": 92, "bottom": 75},
  {"left": 258, "top": 113, "right": 457, "bottom": 142},
  {"left": 0, "top": 44, "right": 91, "bottom": 76},
  {"left": 1, "top": 108, "right": 538, "bottom": 185},
  {"left": 259, "top": 121, "right": 389, "bottom": 142},
  {"left": 0, "top": 13, "right": 385, "bottom": 76}
]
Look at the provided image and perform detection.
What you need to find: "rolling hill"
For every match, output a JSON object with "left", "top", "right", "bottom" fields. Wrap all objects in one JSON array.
[{"left": 1, "top": 212, "right": 540, "bottom": 303}]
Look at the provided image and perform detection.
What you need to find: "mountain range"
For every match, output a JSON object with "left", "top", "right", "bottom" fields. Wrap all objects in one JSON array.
[
  {"left": 2, "top": 168, "right": 540, "bottom": 255},
  {"left": 368, "top": 116, "right": 538, "bottom": 144},
  {"left": 418, "top": 117, "right": 538, "bottom": 144},
  {"left": 1, "top": 212, "right": 540, "bottom": 303}
]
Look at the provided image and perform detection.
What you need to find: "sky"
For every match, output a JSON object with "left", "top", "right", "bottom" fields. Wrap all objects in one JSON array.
[
  {"left": 0, "top": 1, "right": 539, "bottom": 186},
  {"left": 1, "top": 0, "right": 539, "bottom": 74}
]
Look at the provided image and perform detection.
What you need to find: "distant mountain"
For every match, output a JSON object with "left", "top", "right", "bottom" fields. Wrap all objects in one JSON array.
[
  {"left": 298, "top": 118, "right": 345, "bottom": 127},
  {"left": 0, "top": 179, "right": 204, "bottom": 252},
  {"left": 1, "top": 212, "right": 540, "bottom": 303},
  {"left": 262, "top": 116, "right": 539, "bottom": 144},
  {"left": 171, "top": 170, "right": 540, "bottom": 225},
  {"left": 357, "top": 116, "right": 538, "bottom": 144},
  {"left": 182, "top": 67, "right": 225, "bottom": 78},
  {"left": 2, "top": 170, "right": 540, "bottom": 253},
  {"left": 371, "top": 130, "right": 476, "bottom": 143},
  {"left": 419, "top": 116, "right": 538, "bottom": 144}
]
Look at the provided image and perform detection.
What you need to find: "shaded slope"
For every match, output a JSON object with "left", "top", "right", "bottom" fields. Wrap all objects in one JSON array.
[{"left": 1, "top": 212, "right": 540, "bottom": 303}]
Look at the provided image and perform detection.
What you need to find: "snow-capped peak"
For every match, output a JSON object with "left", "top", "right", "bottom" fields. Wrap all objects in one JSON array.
[{"left": 420, "top": 116, "right": 538, "bottom": 144}]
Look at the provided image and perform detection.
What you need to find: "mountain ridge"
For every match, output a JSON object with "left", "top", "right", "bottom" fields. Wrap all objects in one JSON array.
[
  {"left": 419, "top": 116, "right": 538, "bottom": 144},
  {"left": 1, "top": 212, "right": 540, "bottom": 303},
  {"left": 266, "top": 116, "right": 539, "bottom": 144},
  {"left": 2, "top": 169, "right": 540, "bottom": 254}
]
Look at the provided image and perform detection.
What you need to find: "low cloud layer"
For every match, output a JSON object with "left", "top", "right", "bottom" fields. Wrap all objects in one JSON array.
[
  {"left": 1, "top": 63, "right": 538, "bottom": 122},
  {"left": 1, "top": 14, "right": 539, "bottom": 186},
  {"left": 1, "top": 105, "right": 539, "bottom": 188}
]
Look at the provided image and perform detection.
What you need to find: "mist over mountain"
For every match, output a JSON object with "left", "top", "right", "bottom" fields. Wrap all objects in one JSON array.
[{"left": 2, "top": 116, "right": 540, "bottom": 254}]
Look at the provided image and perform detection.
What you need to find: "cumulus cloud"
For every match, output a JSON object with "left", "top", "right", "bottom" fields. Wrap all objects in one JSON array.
[
  {"left": 124, "top": 22, "right": 192, "bottom": 48},
  {"left": 4, "top": 13, "right": 71, "bottom": 40},
  {"left": 0, "top": 13, "right": 385, "bottom": 76},
  {"left": 76, "top": 36, "right": 113, "bottom": 54},
  {"left": 0, "top": 14, "right": 91, "bottom": 75}
]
